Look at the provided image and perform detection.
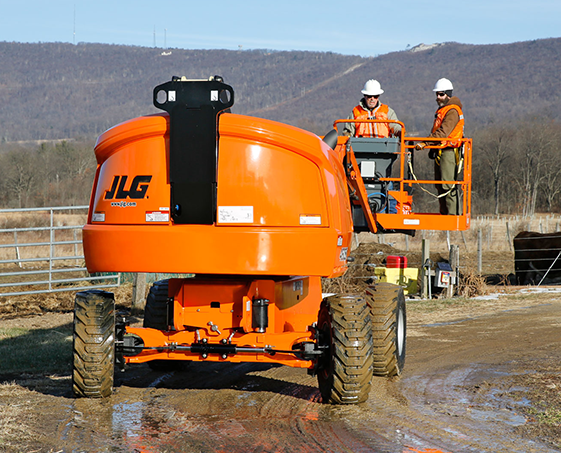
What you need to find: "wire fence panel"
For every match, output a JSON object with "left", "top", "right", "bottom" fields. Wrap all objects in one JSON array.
[{"left": 0, "top": 206, "right": 120, "bottom": 297}]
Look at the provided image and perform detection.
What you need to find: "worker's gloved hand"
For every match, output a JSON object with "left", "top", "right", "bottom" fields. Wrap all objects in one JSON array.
[
  {"left": 428, "top": 149, "right": 437, "bottom": 159},
  {"left": 414, "top": 142, "right": 425, "bottom": 150}
]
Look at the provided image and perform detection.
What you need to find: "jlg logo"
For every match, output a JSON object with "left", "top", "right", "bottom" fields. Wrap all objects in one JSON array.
[{"left": 104, "top": 175, "right": 152, "bottom": 200}]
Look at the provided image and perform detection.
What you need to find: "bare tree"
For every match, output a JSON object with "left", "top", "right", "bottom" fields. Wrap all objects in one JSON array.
[
  {"left": 3, "top": 149, "right": 39, "bottom": 208},
  {"left": 538, "top": 124, "right": 561, "bottom": 211},
  {"left": 510, "top": 120, "right": 561, "bottom": 216},
  {"left": 541, "top": 163, "right": 561, "bottom": 211},
  {"left": 477, "top": 125, "right": 511, "bottom": 214}
]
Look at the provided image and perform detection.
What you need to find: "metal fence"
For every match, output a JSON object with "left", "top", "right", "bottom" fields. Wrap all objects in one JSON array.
[{"left": 0, "top": 206, "right": 120, "bottom": 297}]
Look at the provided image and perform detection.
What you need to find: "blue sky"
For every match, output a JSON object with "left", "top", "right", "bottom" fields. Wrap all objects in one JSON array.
[{"left": 0, "top": 0, "right": 559, "bottom": 56}]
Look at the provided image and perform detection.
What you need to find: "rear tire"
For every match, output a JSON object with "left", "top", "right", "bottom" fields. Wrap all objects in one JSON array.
[
  {"left": 365, "top": 283, "right": 406, "bottom": 377},
  {"left": 143, "top": 279, "right": 180, "bottom": 371},
  {"left": 72, "top": 290, "right": 115, "bottom": 398},
  {"left": 317, "top": 295, "right": 374, "bottom": 404},
  {"left": 143, "top": 279, "right": 170, "bottom": 330}
]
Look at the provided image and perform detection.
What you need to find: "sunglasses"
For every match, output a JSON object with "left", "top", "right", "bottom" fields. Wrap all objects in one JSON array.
[
  {"left": 365, "top": 95, "right": 379, "bottom": 99},
  {"left": 436, "top": 92, "right": 447, "bottom": 97}
]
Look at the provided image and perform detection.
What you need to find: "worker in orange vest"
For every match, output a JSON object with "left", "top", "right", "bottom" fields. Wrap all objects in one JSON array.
[
  {"left": 415, "top": 78, "right": 465, "bottom": 215},
  {"left": 343, "top": 79, "right": 401, "bottom": 138},
  {"left": 343, "top": 79, "right": 401, "bottom": 214}
]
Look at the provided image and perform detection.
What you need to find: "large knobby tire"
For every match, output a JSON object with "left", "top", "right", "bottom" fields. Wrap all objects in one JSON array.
[
  {"left": 143, "top": 279, "right": 179, "bottom": 371},
  {"left": 143, "top": 279, "right": 170, "bottom": 330},
  {"left": 317, "top": 295, "right": 374, "bottom": 404},
  {"left": 365, "top": 283, "right": 406, "bottom": 377},
  {"left": 72, "top": 289, "right": 115, "bottom": 398}
]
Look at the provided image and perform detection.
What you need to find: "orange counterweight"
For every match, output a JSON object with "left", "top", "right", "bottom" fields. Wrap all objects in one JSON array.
[{"left": 84, "top": 113, "right": 353, "bottom": 278}]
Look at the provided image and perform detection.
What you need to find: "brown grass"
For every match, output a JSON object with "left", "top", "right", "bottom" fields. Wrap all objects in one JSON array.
[
  {"left": 0, "top": 383, "right": 35, "bottom": 449},
  {"left": 0, "top": 212, "right": 87, "bottom": 230},
  {"left": 0, "top": 282, "right": 135, "bottom": 320},
  {"left": 457, "top": 271, "right": 490, "bottom": 298},
  {"left": 0, "top": 213, "right": 87, "bottom": 274},
  {"left": 511, "top": 364, "right": 561, "bottom": 449}
]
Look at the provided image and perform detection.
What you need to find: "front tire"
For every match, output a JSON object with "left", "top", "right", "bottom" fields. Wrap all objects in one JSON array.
[
  {"left": 317, "top": 295, "right": 374, "bottom": 404},
  {"left": 365, "top": 283, "right": 406, "bottom": 377},
  {"left": 72, "top": 290, "right": 116, "bottom": 398}
]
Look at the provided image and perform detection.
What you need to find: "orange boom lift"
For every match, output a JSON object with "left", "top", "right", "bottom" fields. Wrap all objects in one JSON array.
[{"left": 73, "top": 76, "right": 472, "bottom": 404}]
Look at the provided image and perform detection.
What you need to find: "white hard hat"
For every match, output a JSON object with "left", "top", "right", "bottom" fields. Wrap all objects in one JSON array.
[
  {"left": 433, "top": 78, "right": 454, "bottom": 92},
  {"left": 361, "top": 79, "right": 384, "bottom": 96}
]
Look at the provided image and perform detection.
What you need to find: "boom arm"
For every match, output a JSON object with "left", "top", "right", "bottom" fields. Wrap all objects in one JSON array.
[{"left": 344, "top": 143, "right": 378, "bottom": 233}]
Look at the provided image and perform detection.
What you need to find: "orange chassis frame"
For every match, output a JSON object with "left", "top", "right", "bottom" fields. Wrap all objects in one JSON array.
[
  {"left": 124, "top": 276, "right": 322, "bottom": 369},
  {"left": 115, "top": 117, "right": 472, "bottom": 370}
]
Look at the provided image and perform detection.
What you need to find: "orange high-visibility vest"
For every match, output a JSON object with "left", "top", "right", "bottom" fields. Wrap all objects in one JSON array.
[
  {"left": 352, "top": 103, "right": 390, "bottom": 138},
  {"left": 432, "top": 104, "right": 464, "bottom": 147}
]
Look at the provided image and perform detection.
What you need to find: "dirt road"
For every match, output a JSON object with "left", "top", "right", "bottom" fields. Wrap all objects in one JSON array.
[{"left": 1, "top": 289, "right": 560, "bottom": 452}]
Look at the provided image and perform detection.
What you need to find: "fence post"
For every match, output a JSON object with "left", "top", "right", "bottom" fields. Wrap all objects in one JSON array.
[
  {"left": 13, "top": 231, "right": 22, "bottom": 268},
  {"left": 448, "top": 245, "right": 459, "bottom": 298},
  {"left": 351, "top": 232, "right": 360, "bottom": 252},
  {"left": 132, "top": 273, "right": 147, "bottom": 314},
  {"left": 421, "top": 239, "right": 430, "bottom": 298},
  {"left": 477, "top": 228, "right": 483, "bottom": 274},
  {"left": 460, "top": 231, "right": 468, "bottom": 251},
  {"left": 49, "top": 209, "right": 54, "bottom": 292},
  {"left": 487, "top": 224, "right": 493, "bottom": 250},
  {"left": 506, "top": 221, "right": 513, "bottom": 251},
  {"left": 73, "top": 228, "right": 80, "bottom": 266}
]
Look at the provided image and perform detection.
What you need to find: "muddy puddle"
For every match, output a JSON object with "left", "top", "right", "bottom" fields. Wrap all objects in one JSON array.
[{"left": 50, "top": 368, "right": 440, "bottom": 453}]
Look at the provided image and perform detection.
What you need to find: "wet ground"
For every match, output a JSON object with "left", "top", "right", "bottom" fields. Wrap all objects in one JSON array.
[{"left": 1, "top": 290, "right": 561, "bottom": 452}]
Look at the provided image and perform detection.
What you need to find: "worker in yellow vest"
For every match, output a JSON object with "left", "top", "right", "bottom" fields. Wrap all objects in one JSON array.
[
  {"left": 415, "top": 78, "right": 465, "bottom": 215},
  {"left": 343, "top": 79, "right": 401, "bottom": 138}
]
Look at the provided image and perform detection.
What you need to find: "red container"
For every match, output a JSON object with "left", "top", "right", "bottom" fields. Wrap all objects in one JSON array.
[{"left": 386, "top": 255, "right": 407, "bottom": 268}]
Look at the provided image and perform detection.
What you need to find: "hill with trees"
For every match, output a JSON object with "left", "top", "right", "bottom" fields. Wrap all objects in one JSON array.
[
  {"left": 0, "top": 38, "right": 560, "bottom": 141},
  {"left": 0, "top": 39, "right": 560, "bottom": 215}
]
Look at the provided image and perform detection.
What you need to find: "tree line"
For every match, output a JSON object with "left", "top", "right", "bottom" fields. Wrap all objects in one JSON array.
[
  {"left": 471, "top": 118, "right": 561, "bottom": 216},
  {"left": 0, "top": 141, "right": 95, "bottom": 209},
  {"left": 1, "top": 117, "right": 560, "bottom": 217}
]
